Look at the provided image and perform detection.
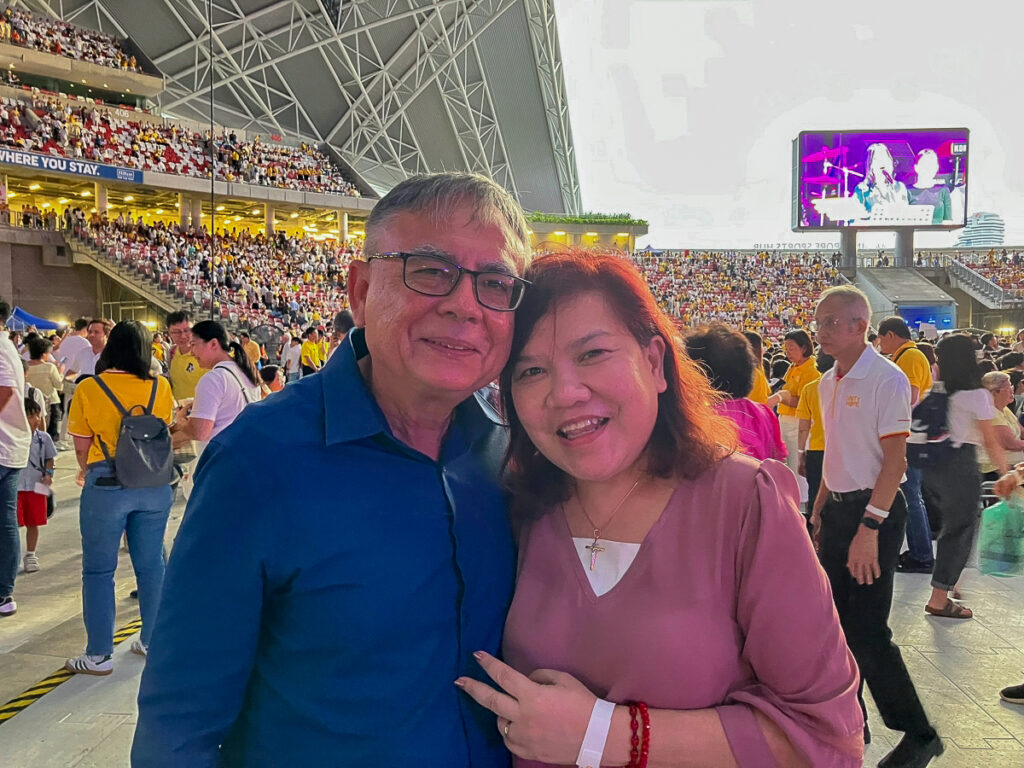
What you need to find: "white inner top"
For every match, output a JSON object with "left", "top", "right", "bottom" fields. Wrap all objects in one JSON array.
[
  {"left": 947, "top": 387, "right": 998, "bottom": 447},
  {"left": 190, "top": 361, "right": 261, "bottom": 440},
  {"left": 572, "top": 537, "right": 642, "bottom": 596}
]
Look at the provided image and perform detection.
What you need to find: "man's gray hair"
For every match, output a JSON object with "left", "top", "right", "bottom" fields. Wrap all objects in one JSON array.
[
  {"left": 818, "top": 285, "right": 872, "bottom": 322},
  {"left": 363, "top": 172, "right": 532, "bottom": 273}
]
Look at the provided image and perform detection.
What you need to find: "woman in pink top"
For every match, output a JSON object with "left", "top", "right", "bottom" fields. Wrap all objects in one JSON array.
[
  {"left": 684, "top": 323, "right": 787, "bottom": 462},
  {"left": 456, "top": 252, "right": 863, "bottom": 767}
]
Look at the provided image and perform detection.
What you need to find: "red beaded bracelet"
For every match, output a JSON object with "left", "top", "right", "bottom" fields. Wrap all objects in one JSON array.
[{"left": 627, "top": 701, "right": 650, "bottom": 768}]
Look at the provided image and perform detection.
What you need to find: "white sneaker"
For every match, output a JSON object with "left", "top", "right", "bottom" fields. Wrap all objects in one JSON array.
[
  {"left": 65, "top": 653, "right": 113, "bottom": 676},
  {"left": 0, "top": 596, "right": 15, "bottom": 617},
  {"left": 130, "top": 639, "right": 147, "bottom": 657},
  {"left": 23, "top": 553, "right": 39, "bottom": 573}
]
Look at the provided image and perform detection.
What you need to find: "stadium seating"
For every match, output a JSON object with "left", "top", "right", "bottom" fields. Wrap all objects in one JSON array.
[
  {"left": 959, "top": 252, "right": 1024, "bottom": 298},
  {"left": 0, "top": 8, "right": 141, "bottom": 72},
  {"left": 632, "top": 250, "right": 842, "bottom": 340},
  {"left": 0, "top": 93, "right": 360, "bottom": 196},
  {"left": 67, "top": 210, "right": 358, "bottom": 330}
]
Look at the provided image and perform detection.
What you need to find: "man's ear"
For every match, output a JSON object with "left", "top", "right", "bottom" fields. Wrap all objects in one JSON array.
[{"left": 348, "top": 260, "right": 371, "bottom": 327}]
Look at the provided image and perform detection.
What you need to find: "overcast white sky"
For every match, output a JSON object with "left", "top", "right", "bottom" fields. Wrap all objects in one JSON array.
[{"left": 554, "top": 0, "right": 1022, "bottom": 249}]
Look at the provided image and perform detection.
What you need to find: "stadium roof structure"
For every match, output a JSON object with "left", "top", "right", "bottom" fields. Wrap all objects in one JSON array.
[{"left": 20, "top": 0, "right": 582, "bottom": 214}]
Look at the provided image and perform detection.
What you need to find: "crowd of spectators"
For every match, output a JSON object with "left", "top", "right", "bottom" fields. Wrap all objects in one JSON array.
[
  {"left": 959, "top": 250, "right": 1024, "bottom": 297},
  {"left": 70, "top": 210, "right": 358, "bottom": 331},
  {"left": 632, "top": 249, "right": 843, "bottom": 343},
  {"left": 0, "top": 6, "right": 140, "bottom": 72},
  {"left": 0, "top": 93, "right": 360, "bottom": 196}
]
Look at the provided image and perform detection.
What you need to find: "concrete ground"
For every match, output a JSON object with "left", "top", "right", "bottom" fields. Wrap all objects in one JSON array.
[{"left": 1, "top": 451, "right": 1024, "bottom": 766}]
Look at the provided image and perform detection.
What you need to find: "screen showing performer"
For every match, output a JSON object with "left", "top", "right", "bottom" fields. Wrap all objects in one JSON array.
[{"left": 793, "top": 128, "right": 968, "bottom": 230}]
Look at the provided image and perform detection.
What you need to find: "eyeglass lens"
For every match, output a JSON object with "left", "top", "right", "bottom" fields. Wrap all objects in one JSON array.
[{"left": 405, "top": 254, "right": 520, "bottom": 309}]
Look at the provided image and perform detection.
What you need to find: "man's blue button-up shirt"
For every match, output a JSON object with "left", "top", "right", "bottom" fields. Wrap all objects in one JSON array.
[{"left": 133, "top": 329, "right": 516, "bottom": 767}]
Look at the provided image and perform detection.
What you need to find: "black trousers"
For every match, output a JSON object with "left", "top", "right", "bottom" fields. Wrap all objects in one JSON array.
[
  {"left": 46, "top": 403, "right": 61, "bottom": 442},
  {"left": 819, "top": 489, "right": 934, "bottom": 738},
  {"left": 923, "top": 444, "right": 982, "bottom": 590},
  {"left": 804, "top": 450, "right": 824, "bottom": 517}
]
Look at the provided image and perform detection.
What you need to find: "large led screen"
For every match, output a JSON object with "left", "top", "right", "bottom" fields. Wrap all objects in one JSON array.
[{"left": 793, "top": 128, "right": 968, "bottom": 230}]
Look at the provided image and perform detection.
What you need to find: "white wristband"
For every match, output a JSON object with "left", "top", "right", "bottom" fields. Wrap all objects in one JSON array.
[
  {"left": 865, "top": 503, "right": 890, "bottom": 520},
  {"left": 577, "top": 698, "right": 616, "bottom": 768}
]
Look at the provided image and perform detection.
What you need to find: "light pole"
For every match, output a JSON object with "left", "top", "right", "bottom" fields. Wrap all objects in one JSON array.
[{"left": 208, "top": 0, "right": 216, "bottom": 321}]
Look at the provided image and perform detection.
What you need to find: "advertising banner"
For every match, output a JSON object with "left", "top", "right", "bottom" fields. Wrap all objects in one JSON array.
[{"left": 0, "top": 147, "right": 144, "bottom": 184}]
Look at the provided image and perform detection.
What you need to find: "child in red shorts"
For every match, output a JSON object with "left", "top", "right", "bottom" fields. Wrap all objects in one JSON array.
[{"left": 17, "top": 398, "right": 55, "bottom": 573}]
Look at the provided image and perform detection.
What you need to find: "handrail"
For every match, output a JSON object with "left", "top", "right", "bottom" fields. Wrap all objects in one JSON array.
[{"left": 947, "top": 258, "right": 1023, "bottom": 306}]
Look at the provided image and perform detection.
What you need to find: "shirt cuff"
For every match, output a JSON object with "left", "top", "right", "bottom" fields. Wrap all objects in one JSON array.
[{"left": 716, "top": 704, "right": 778, "bottom": 768}]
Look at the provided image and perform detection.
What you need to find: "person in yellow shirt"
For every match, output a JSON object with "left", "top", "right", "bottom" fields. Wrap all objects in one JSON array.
[
  {"left": 300, "top": 327, "right": 322, "bottom": 376},
  {"left": 767, "top": 329, "right": 819, "bottom": 490},
  {"left": 796, "top": 351, "right": 835, "bottom": 521},
  {"left": 877, "top": 316, "right": 935, "bottom": 573},
  {"left": 66, "top": 320, "right": 175, "bottom": 675},
  {"left": 878, "top": 320, "right": 933, "bottom": 405},
  {"left": 318, "top": 332, "right": 329, "bottom": 367},
  {"left": 742, "top": 330, "right": 772, "bottom": 403},
  {"left": 165, "top": 311, "right": 208, "bottom": 401},
  {"left": 239, "top": 332, "right": 262, "bottom": 369},
  {"left": 151, "top": 334, "right": 165, "bottom": 364}
]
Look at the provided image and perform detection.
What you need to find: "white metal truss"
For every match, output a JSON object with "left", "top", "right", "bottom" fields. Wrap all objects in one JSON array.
[
  {"left": 522, "top": 0, "right": 580, "bottom": 213},
  {"left": 17, "top": 0, "right": 581, "bottom": 212}
]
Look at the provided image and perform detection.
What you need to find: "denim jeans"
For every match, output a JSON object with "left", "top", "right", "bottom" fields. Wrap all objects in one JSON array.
[
  {"left": 79, "top": 468, "right": 172, "bottom": 655},
  {"left": 901, "top": 465, "right": 934, "bottom": 564},
  {"left": 0, "top": 465, "right": 20, "bottom": 599}
]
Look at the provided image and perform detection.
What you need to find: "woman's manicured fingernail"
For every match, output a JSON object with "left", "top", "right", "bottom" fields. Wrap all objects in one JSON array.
[
  {"left": 454, "top": 678, "right": 466, "bottom": 688},
  {"left": 473, "top": 651, "right": 484, "bottom": 660}
]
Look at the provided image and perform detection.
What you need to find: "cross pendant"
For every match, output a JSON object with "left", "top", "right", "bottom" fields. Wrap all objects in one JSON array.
[{"left": 585, "top": 532, "right": 604, "bottom": 571}]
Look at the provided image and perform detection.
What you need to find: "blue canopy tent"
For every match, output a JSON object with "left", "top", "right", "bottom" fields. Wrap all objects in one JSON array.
[
  {"left": 638, "top": 244, "right": 665, "bottom": 255},
  {"left": 5, "top": 306, "right": 63, "bottom": 331}
]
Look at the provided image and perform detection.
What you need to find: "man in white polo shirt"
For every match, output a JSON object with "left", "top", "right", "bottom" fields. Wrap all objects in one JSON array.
[
  {"left": 55, "top": 318, "right": 89, "bottom": 447},
  {"left": 810, "top": 286, "right": 941, "bottom": 768}
]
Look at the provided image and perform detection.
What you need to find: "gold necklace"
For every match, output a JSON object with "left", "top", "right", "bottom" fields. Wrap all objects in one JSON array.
[{"left": 576, "top": 476, "right": 643, "bottom": 571}]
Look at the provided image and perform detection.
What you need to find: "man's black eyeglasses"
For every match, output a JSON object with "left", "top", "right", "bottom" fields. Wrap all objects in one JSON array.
[{"left": 366, "top": 252, "right": 529, "bottom": 311}]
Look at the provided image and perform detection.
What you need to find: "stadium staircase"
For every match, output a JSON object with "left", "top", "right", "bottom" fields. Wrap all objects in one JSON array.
[
  {"left": 946, "top": 258, "right": 1024, "bottom": 310},
  {"left": 66, "top": 232, "right": 241, "bottom": 329}
]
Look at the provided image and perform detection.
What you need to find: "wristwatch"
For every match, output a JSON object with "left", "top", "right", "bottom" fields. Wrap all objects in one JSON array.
[
  {"left": 860, "top": 516, "right": 882, "bottom": 530},
  {"left": 44, "top": 468, "right": 55, "bottom": 476}
]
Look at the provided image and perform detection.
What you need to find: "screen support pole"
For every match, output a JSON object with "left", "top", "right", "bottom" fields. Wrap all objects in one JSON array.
[
  {"left": 841, "top": 229, "right": 858, "bottom": 273},
  {"left": 894, "top": 227, "right": 915, "bottom": 269}
]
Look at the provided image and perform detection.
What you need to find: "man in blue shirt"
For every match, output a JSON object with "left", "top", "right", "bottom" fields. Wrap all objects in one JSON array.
[{"left": 133, "top": 173, "right": 532, "bottom": 767}]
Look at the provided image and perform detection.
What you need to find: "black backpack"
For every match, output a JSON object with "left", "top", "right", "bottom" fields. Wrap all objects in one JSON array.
[
  {"left": 907, "top": 381, "right": 951, "bottom": 469},
  {"left": 92, "top": 375, "right": 175, "bottom": 488}
]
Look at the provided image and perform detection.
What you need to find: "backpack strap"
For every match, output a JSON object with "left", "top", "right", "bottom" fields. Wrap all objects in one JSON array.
[
  {"left": 91, "top": 374, "right": 129, "bottom": 417},
  {"left": 145, "top": 378, "right": 159, "bottom": 415},
  {"left": 90, "top": 374, "right": 126, "bottom": 469},
  {"left": 893, "top": 344, "right": 915, "bottom": 364},
  {"left": 216, "top": 363, "right": 256, "bottom": 404}
]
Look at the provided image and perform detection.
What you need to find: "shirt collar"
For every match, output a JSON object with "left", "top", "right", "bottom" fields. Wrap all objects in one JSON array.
[
  {"left": 840, "top": 344, "right": 878, "bottom": 380},
  {"left": 321, "top": 328, "right": 503, "bottom": 448},
  {"left": 894, "top": 341, "right": 915, "bottom": 355}
]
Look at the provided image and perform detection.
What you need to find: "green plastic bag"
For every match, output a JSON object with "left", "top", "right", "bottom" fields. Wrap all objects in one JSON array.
[{"left": 979, "top": 497, "right": 1024, "bottom": 577}]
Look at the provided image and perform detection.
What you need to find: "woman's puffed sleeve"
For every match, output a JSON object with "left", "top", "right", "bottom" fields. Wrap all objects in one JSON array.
[{"left": 716, "top": 460, "right": 864, "bottom": 767}]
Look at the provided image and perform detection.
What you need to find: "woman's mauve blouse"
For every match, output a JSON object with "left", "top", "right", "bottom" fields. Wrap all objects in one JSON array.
[{"left": 503, "top": 456, "right": 863, "bottom": 768}]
